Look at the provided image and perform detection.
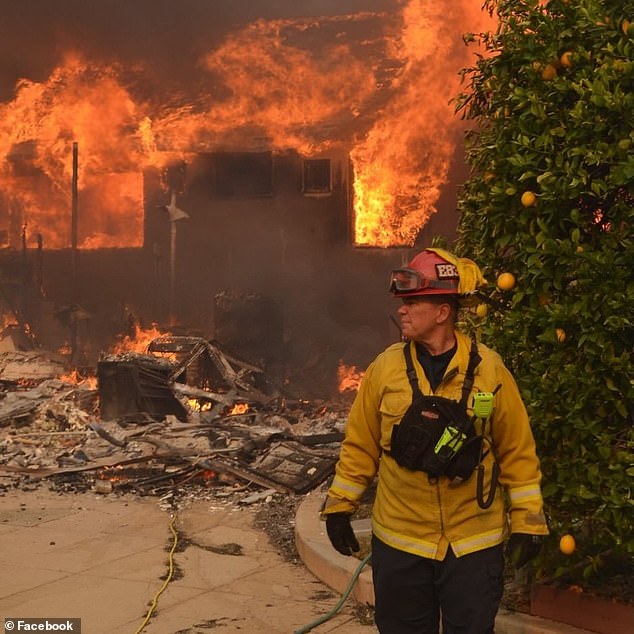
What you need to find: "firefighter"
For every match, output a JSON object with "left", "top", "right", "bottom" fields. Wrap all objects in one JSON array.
[{"left": 322, "top": 248, "right": 548, "bottom": 634}]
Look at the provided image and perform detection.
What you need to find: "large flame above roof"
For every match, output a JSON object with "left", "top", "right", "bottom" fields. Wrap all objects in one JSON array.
[{"left": 0, "top": 1, "right": 491, "bottom": 250}]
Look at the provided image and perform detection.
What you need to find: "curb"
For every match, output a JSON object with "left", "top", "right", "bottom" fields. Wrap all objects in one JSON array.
[
  {"left": 294, "top": 490, "right": 374, "bottom": 606},
  {"left": 294, "top": 491, "right": 594, "bottom": 634}
]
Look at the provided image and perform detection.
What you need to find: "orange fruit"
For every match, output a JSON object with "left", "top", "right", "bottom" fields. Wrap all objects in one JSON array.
[
  {"left": 496, "top": 272, "right": 516, "bottom": 291},
  {"left": 560, "top": 534, "right": 576, "bottom": 555},
  {"left": 559, "top": 51, "right": 573, "bottom": 68},
  {"left": 556, "top": 328, "right": 567, "bottom": 342},
  {"left": 476, "top": 303, "right": 488, "bottom": 318},
  {"left": 541, "top": 64, "right": 557, "bottom": 80},
  {"left": 521, "top": 190, "right": 537, "bottom": 207},
  {"left": 622, "top": 19, "right": 632, "bottom": 36}
]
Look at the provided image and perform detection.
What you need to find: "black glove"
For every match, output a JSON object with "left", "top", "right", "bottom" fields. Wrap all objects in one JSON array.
[
  {"left": 506, "top": 533, "right": 544, "bottom": 568},
  {"left": 325, "top": 513, "right": 360, "bottom": 556}
]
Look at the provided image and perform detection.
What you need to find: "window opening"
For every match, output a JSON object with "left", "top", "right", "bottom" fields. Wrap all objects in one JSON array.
[
  {"left": 302, "top": 158, "right": 331, "bottom": 195},
  {"left": 214, "top": 152, "right": 273, "bottom": 198}
]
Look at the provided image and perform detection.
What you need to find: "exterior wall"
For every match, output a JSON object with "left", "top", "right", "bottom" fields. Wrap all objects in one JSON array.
[
  {"left": 0, "top": 150, "right": 398, "bottom": 395},
  {"left": 143, "top": 150, "right": 352, "bottom": 332},
  {"left": 141, "top": 149, "right": 403, "bottom": 395},
  {"left": 0, "top": 148, "right": 457, "bottom": 397}
]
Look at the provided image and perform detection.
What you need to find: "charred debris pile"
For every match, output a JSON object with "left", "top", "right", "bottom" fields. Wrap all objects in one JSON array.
[{"left": 0, "top": 336, "right": 351, "bottom": 502}]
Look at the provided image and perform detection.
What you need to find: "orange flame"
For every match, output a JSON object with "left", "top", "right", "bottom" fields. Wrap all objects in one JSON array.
[
  {"left": 59, "top": 368, "right": 98, "bottom": 389},
  {"left": 229, "top": 403, "right": 249, "bottom": 415},
  {"left": 0, "top": 3, "right": 493, "bottom": 251},
  {"left": 57, "top": 342, "right": 72, "bottom": 356},
  {"left": 111, "top": 322, "right": 167, "bottom": 355},
  {"left": 0, "top": 310, "right": 19, "bottom": 330},
  {"left": 0, "top": 54, "right": 147, "bottom": 249},
  {"left": 99, "top": 465, "right": 125, "bottom": 483},
  {"left": 351, "top": 2, "right": 493, "bottom": 246},
  {"left": 337, "top": 360, "right": 365, "bottom": 393},
  {"left": 188, "top": 398, "right": 213, "bottom": 412},
  {"left": 142, "top": 12, "right": 384, "bottom": 160}
]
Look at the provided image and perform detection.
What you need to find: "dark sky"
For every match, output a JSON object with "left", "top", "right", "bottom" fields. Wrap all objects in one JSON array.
[{"left": 0, "top": 0, "right": 398, "bottom": 100}]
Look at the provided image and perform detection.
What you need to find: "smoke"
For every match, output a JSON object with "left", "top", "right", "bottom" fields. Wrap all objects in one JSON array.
[{"left": 0, "top": 0, "right": 398, "bottom": 101}]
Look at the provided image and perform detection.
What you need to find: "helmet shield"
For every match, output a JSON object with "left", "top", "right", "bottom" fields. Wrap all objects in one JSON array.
[{"left": 389, "top": 268, "right": 459, "bottom": 294}]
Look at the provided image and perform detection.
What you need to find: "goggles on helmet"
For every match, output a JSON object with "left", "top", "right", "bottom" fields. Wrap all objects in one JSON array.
[{"left": 389, "top": 268, "right": 458, "bottom": 294}]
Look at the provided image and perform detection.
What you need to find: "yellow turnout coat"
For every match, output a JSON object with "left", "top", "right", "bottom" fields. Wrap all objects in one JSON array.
[{"left": 324, "top": 330, "right": 549, "bottom": 560}]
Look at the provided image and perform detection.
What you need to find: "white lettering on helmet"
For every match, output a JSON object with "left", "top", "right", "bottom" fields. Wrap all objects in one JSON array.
[{"left": 435, "top": 263, "right": 459, "bottom": 279}]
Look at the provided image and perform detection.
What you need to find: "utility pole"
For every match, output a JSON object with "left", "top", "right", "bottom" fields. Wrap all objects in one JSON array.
[
  {"left": 158, "top": 189, "right": 188, "bottom": 325},
  {"left": 70, "top": 141, "right": 79, "bottom": 363}
]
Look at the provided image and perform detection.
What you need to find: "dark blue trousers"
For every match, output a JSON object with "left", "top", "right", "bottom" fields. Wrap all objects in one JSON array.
[{"left": 371, "top": 535, "right": 504, "bottom": 634}]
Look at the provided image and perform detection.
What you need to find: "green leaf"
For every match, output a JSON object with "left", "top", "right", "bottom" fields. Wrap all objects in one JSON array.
[{"left": 454, "top": 1, "right": 634, "bottom": 586}]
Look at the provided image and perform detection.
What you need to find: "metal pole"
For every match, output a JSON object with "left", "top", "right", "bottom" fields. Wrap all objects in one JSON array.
[
  {"left": 169, "top": 221, "right": 176, "bottom": 325},
  {"left": 36, "top": 233, "right": 43, "bottom": 298},
  {"left": 70, "top": 142, "right": 79, "bottom": 362},
  {"left": 21, "top": 223, "right": 27, "bottom": 323},
  {"left": 71, "top": 142, "right": 78, "bottom": 289}
]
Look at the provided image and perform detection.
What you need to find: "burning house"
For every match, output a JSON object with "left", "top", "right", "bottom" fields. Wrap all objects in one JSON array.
[{"left": 0, "top": 1, "right": 492, "bottom": 397}]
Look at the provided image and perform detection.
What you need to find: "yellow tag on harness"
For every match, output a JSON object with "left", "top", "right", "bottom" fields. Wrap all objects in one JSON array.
[{"left": 434, "top": 425, "right": 467, "bottom": 455}]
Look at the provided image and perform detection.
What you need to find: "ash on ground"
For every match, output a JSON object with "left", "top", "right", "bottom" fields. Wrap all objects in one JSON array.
[{"left": 254, "top": 492, "right": 305, "bottom": 563}]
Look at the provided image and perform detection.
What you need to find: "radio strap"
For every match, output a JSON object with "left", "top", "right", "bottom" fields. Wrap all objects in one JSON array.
[{"left": 460, "top": 338, "right": 482, "bottom": 407}]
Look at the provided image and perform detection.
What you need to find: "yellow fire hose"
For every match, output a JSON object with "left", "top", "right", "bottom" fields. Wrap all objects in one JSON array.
[{"left": 134, "top": 513, "right": 179, "bottom": 634}]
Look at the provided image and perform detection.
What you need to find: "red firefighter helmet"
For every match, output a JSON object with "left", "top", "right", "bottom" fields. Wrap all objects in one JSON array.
[{"left": 389, "top": 249, "right": 461, "bottom": 297}]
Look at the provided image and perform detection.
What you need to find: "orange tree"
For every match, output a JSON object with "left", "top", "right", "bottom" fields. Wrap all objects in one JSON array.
[{"left": 455, "top": 0, "right": 633, "bottom": 588}]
